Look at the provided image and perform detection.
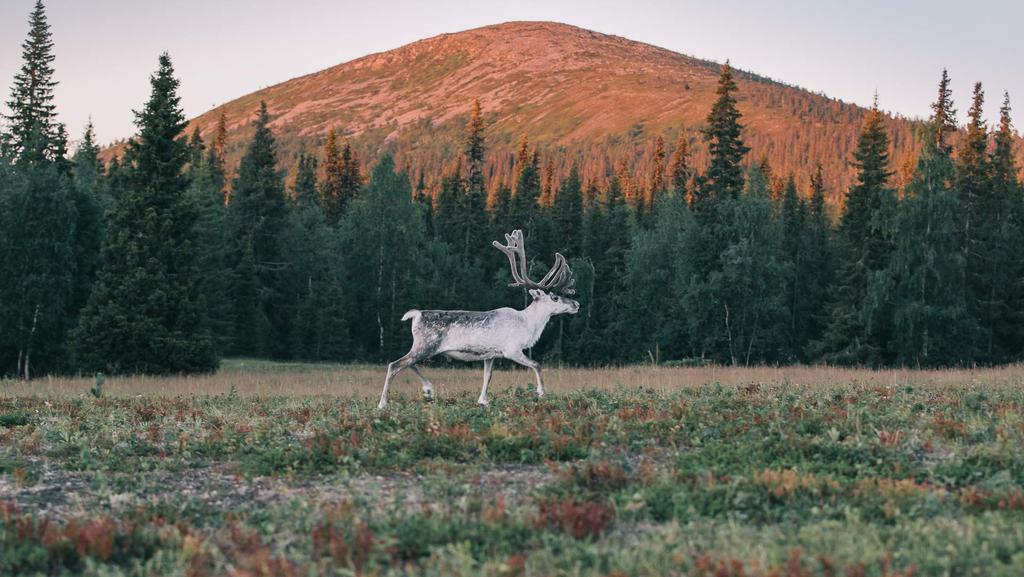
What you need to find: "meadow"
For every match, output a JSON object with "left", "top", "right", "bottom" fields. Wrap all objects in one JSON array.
[{"left": 2, "top": 361, "right": 1024, "bottom": 576}]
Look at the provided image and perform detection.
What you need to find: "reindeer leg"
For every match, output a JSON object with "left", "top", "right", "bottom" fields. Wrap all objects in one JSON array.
[
  {"left": 478, "top": 359, "right": 494, "bottom": 406},
  {"left": 409, "top": 364, "right": 435, "bottom": 401},
  {"left": 379, "top": 353, "right": 416, "bottom": 409},
  {"left": 506, "top": 351, "right": 545, "bottom": 398}
]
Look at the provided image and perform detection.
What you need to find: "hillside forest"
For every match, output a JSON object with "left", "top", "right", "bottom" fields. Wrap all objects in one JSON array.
[{"left": 1, "top": 2, "right": 1023, "bottom": 377}]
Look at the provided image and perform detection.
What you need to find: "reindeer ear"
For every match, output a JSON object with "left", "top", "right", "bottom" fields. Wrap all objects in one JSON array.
[{"left": 529, "top": 289, "right": 545, "bottom": 299}]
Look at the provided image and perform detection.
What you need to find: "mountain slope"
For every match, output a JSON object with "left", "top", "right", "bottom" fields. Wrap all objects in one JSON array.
[{"left": 182, "top": 22, "right": 933, "bottom": 201}]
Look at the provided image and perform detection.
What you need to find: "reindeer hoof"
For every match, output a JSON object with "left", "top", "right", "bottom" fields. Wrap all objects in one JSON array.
[
  {"left": 377, "top": 400, "right": 388, "bottom": 410},
  {"left": 477, "top": 398, "right": 489, "bottom": 407},
  {"left": 423, "top": 390, "right": 434, "bottom": 402}
]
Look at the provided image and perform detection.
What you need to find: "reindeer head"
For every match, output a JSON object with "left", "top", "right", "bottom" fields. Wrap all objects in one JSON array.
[{"left": 493, "top": 230, "right": 580, "bottom": 316}]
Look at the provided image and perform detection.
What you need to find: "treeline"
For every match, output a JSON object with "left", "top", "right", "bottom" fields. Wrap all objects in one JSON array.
[{"left": 1, "top": 2, "right": 1022, "bottom": 377}]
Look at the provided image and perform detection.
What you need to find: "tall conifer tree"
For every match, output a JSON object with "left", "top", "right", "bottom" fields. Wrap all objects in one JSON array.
[
  {"left": 880, "top": 121, "right": 977, "bottom": 366},
  {"left": 74, "top": 53, "right": 216, "bottom": 374},
  {"left": 817, "top": 100, "right": 896, "bottom": 365},
  {"left": 229, "top": 102, "right": 290, "bottom": 357},
  {"left": 670, "top": 132, "right": 691, "bottom": 200},
  {"left": 696, "top": 62, "right": 749, "bottom": 220}
]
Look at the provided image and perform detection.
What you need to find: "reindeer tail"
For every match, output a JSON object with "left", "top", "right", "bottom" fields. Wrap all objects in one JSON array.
[{"left": 401, "top": 310, "right": 421, "bottom": 322}]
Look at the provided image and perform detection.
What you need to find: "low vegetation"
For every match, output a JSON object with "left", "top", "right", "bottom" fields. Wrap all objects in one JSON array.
[{"left": 2, "top": 363, "right": 1023, "bottom": 576}]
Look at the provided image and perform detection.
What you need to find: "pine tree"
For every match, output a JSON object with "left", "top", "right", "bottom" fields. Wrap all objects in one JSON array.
[
  {"left": 3, "top": 1, "right": 65, "bottom": 164},
  {"left": 187, "top": 131, "right": 233, "bottom": 355},
  {"left": 976, "top": 92, "right": 1023, "bottom": 361},
  {"left": 625, "top": 188, "right": 693, "bottom": 362},
  {"left": 460, "top": 100, "right": 489, "bottom": 256},
  {"left": 69, "top": 122, "right": 104, "bottom": 324},
  {"left": 880, "top": 122, "right": 977, "bottom": 366},
  {"left": 229, "top": 101, "right": 290, "bottom": 358},
  {"left": 214, "top": 110, "right": 229, "bottom": 204},
  {"left": 0, "top": 1, "right": 84, "bottom": 377},
  {"left": 817, "top": 100, "right": 896, "bottom": 365},
  {"left": 551, "top": 164, "right": 583, "bottom": 256},
  {"left": 801, "top": 165, "right": 835, "bottom": 355},
  {"left": 669, "top": 132, "right": 691, "bottom": 200},
  {"left": 931, "top": 69, "right": 957, "bottom": 154},
  {"left": 489, "top": 182, "right": 512, "bottom": 240},
  {"left": 511, "top": 137, "right": 541, "bottom": 233},
  {"left": 0, "top": 161, "right": 77, "bottom": 377},
  {"left": 340, "top": 153, "right": 444, "bottom": 360},
  {"left": 339, "top": 140, "right": 362, "bottom": 206},
  {"left": 698, "top": 62, "right": 750, "bottom": 218},
  {"left": 73, "top": 53, "right": 216, "bottom": 375},
  {"left": 320, "top": 129, "right": 345, "bottom": 224},
  {"left": 581, "top": 173, "right": 634, "bottom": 362},
  {"left": 685, "top": 167, "right": 790, "bottom": 364},
  {"left": 956, "top": 82, "right": 989, "bottom": 255},
  {"left": 465, "top": 99, "right": 486, "bottom": 212},
  {"left": 283, "top": 154, "right": 348, "bottom": 360},
  {"left": 779, "top": 174, "right": 811, "bottom": 357},
  {"left": 648, "top": 135, "right": 667, "bottom": 209},
  {"left": 433, "top": 164, "right": 465, "bottom": 248}
]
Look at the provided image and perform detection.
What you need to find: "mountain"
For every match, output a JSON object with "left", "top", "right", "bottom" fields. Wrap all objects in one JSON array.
[{"left": 170, "top": 22, "right": 946, "bottom": 203}]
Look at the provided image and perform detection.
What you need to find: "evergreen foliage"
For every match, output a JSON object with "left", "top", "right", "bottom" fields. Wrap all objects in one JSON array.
[
  {"left": 339, "top": 154, "right": 442, "bottom": 360},
  {"left": 4, "top": 28, "right": 1024, "bottom": 373},
  {"left": 878, "top": 123, "right": 977, "bottom": 366},
  {"left": 73, "top": 53, "right": 217, "bottom": 374},
  {"left": 817, "top": 101, "right": 896, "bottom": 366},
  {"left": 228, "top": 102, "right": 290, "bottom": 358}
]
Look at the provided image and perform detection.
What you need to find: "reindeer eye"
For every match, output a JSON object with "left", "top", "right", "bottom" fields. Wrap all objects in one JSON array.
[{"left": 552, "top": 296, "right": 559, "bottom": 302}]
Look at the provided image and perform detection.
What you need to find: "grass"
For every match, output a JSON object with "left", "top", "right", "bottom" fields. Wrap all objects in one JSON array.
[
  {"left": 3, "top": 357, "right": 1023, "bottom": 397},
  {"left": 1, "top": 362, "right": 1023, "bottom": 576}
]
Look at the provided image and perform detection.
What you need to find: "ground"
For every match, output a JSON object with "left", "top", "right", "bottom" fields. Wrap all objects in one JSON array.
[{"left": 1, "top": 361, "right": 1024, "bottom": 576}]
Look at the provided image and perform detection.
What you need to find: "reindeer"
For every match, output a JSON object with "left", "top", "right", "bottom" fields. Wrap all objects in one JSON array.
[{"left": 378, "top": 230, "right": 579, "bottom": 409}]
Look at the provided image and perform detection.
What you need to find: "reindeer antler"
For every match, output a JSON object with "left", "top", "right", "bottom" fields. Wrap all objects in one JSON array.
[{"left": 492, "top": 229, "right": 576, "bottom": 295}]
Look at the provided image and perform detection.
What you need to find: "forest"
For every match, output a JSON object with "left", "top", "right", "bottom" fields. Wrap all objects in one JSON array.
[{"left": 1, "top": 2, "right": 1022, "bottom": 377}]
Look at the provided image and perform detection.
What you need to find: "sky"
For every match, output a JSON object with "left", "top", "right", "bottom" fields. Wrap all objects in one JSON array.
[{"left": 1, "top": 0, "right": 1021, "bottom": 147}]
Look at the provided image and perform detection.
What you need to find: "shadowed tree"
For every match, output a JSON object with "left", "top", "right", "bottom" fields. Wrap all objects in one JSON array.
[
  {"left": 816, "top": 99, "right": 896, "bottom": 365},
  {"left": 229, "top": 102, "right": 290, "bottom": 358},
  {"left": 74, "top": 53, "right": 216, "bottom": 375}
]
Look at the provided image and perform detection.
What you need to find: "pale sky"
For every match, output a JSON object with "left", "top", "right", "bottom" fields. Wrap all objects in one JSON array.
[{"left": 1, "top": 0, "right": 1021, "bottom": 147}]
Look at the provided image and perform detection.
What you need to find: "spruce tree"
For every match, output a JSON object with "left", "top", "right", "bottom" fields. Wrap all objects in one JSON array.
[
  {"left": 801, "top": 165, "right": 836, "bottom": 355},
  {"left": 3, "top": 0, "right": 65, "bottom": 163},
  {"left": 880, "top": 122, "right": 977, "bottom": 366},
  {"left": 187, "top": 131, "right": 233, "bottom": 355},
  {"left": 551, "top": 164, "right": 583, "bottom": 256},
  {"left": 670, "top": 132, "right": 691, "bottom": 200},
  {"left": 490, "top": 182, "right": 512, "bottom": 240},
  {"left": 976, "top": 93, "right": 1023, "bottom": 360},
  {"left": 0, "top": 0, "right": 84, "bottom": 377},
  {"left": 73, "top": 53, "right": 216, "bottom": 374},
  {"left": 510, "top": 137, "right": 541, "bottom": 234},
  {"left": 817, "top": 101, "right": 896, "bottom": 365},
  {"left": 339, "top": 140, "right": 362, "bottom": 206},
  {"left": 282, "top": 154, "right": 348, "bottom": 360},
  {"left": 779, "top": 174, "right": 811, "bottom": 357},
  {"left": 931, "top": 69, "right": 957, "bottom": 154},
  {"left": 956, "top": 83, "right": 989, "bottom": 259},
  {"left": 697, "top": 62, "right": 750, "bottom": 220},
  {"left": 648, "top": 135, "right": 667, "bottom": 210},
  {"left": 464, "top": 99, "right": 487, "bottom": 231},
  {"left": 582, "top": 174, "right": 634, "bottom": 362},
  {"left": 320, "top": 129, "right": 345, "bottom": 224},
  {"left": 340, "top": 153, "right": 443, "bottom": 360},
  {"left": 229, "top": 101, "right": 290, "bottom": 358},
  {"left": 433, "top": 164, "right": 465, "bottom": 247},
  {"left": 686, "top": 168, "right": 790, "bottom": 364},
  {"left": 70, "top": 122, "right": 104, "bottom": 323},
  {"left": 625, "top": 188, "right": 693, "bottom": 362}
]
